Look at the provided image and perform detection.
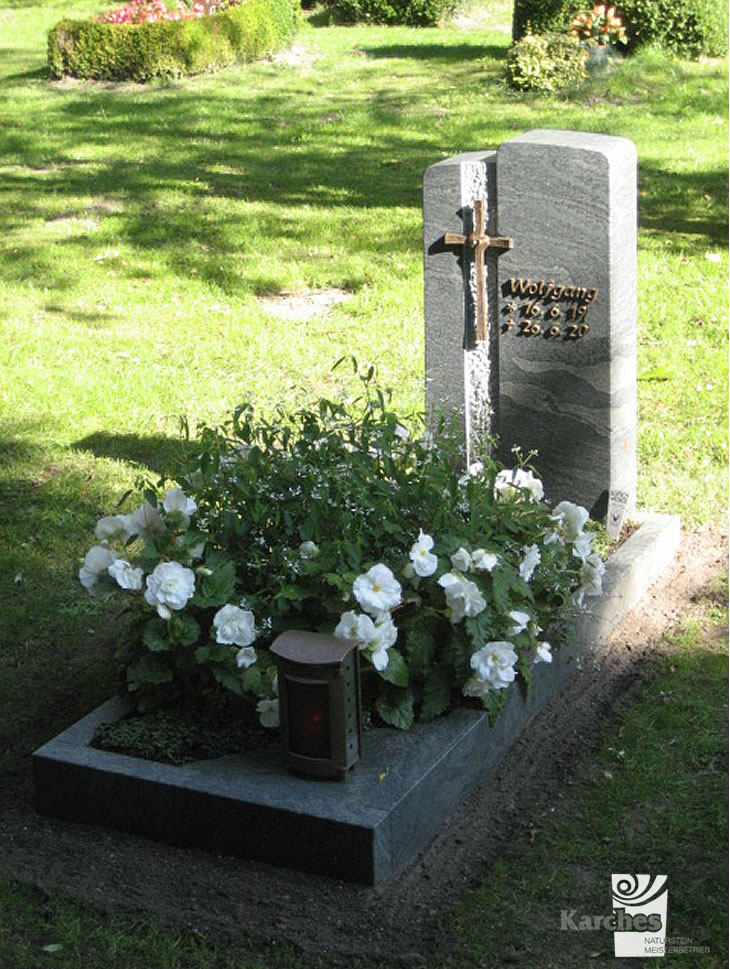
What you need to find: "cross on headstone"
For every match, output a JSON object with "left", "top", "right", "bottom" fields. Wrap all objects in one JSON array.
[
  {"left": 442, "top": 198, "right": 513, "bottom": 341},
  {"left": 423, "top": 131, "right": 637, "bottom": 536}
]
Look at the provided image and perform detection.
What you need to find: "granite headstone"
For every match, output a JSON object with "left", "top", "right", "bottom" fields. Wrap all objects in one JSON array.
[{"left": 423, "top": 130, "right": 637, "bottom": 534}]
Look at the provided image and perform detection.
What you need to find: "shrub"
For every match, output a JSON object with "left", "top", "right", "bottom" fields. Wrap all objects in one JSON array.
[
  {"left": 48, "top": 0, "right": 300, "bottom": 82},
  {"left": 506, "top": 32, "right": 588, "bottom": 91},
  {"left": 512, "top": 0, "right": 727, "bottom": 57},
  {"left": 79, "top": 369, "right": 607, "bottom": 731},
  {"left": 323, "top": 0, "right": 460, "bottom": 27}
]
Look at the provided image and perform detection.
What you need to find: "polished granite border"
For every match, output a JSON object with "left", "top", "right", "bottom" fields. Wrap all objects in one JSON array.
[{"left": 33, "top": 514, "right": 680, "bottom": 885}]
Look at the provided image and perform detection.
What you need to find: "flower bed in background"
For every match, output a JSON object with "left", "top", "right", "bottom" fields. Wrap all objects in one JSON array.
[
  {"left": 48, "top": 0, "right": 300, "bottom": 82},
  {"left": 79, "top": 368, "right": 607, "bottom": 739}
]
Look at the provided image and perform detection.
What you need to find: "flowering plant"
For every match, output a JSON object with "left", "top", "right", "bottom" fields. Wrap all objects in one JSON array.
[
  {"left": 95, "top": 0, "right": 238, "bottom": 26},
  {"left": 80, "top": 369, "right": 605, "bottom": 732},
  {"left": 570, "top": 4, "right": 628, "bottom": 45}
]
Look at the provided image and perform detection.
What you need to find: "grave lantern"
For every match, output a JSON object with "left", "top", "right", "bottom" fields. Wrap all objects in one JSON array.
[{"left": 270, "top": 630, "right": 362, "bottom": 781}]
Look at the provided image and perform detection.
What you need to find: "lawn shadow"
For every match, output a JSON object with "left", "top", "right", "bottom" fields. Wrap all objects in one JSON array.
[
  {"left": 360, "top": 42, "right": 508, "bottom": 61},
  {"left": 72, "top": 432, "right": 200, "bottom": 476},
  {"left": 638, "top": 162, "right": 728, "bottom": 249}
]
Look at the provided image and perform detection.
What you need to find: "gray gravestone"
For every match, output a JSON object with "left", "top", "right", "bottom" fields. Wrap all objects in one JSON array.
[
  {"left": 423, "top": 130, "right": 637, "bottom": 534},
  {"left": 423, "top": 151, "right": 500, "bottom": 462}
]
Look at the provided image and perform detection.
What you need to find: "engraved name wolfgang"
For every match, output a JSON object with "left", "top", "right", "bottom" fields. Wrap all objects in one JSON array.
[{"left": 501, "top": 277, "right": 599, "bottom": 341}]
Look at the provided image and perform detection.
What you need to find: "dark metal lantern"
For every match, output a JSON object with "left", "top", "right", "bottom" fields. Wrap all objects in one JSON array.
[{"left": 270, "top": 630, "right": 362, "bottom": 781}]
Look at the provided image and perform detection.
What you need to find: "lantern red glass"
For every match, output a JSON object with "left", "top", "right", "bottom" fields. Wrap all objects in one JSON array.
[{"left": 270, "top": 631, "right": 362, "bottom": 780}]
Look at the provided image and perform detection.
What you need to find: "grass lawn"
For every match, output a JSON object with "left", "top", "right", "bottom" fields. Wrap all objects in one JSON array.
[{"left": 0, "top": 0, "right": 727, "bottom": 964}]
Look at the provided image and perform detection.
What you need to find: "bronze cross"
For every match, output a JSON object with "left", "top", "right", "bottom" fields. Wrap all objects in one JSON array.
[{"left": 443, "top": 198, "right": 513, "bottom": 342}]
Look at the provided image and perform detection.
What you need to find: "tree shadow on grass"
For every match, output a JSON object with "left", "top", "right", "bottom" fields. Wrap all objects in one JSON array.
[
  {"left": 359, "top": 42, "right": 508, "bottom": 61},
  {"left": 72, "top": 431, "right": 201, "bottom": 476}
]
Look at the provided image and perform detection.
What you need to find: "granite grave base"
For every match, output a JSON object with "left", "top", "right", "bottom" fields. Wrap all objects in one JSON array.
[{"left": 33, "top": 515, "right": 680, "bottom": 885}]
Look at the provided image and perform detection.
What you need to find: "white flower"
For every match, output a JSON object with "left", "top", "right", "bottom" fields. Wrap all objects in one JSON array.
[
  {"left": 79, "top": 545, "right": 120, "bottom": 591},
  {"left": 507, "top": 610, "right": 531, "bottom": 636},
  {"left": 461, "top": 675, "right": 491, "bottom": 698},
  {"left": 438, "top": 571, "right": 486, "bottom": 623},
  {"left": 467, "top": 641, "right": 519, "bottom": 692},
  {"left": 572, "top": 531, "right": 595, "bottom": 561},
  {"left": 352, "top": 564, "right": 402, "bottom": 616},
  {"left": 144, "top": 561, "right": 196, "bottom": 618},
  {"left": 409, "top": 531, "right": 438, "bottom": 578},
  {"left": 369, "top": 614, "right": 399, "bottom": 671},
  {"left": 108, "top": 558, "right": 144, "bottom": 591},
  {"left": 299, "top": 541, "right": 319, "bottom": 560},
  {"left": 213, "top": 604, "right": 256, "bottom": 647},
  {"left": 256, "top": 698, "right": 279, "bottom": 729},
  {"left": 552, "top": 501, "right": 590, "bottom": 542},
  {"left": 535, "top": 642, "right": 553, "bottom": 664},
  {"left": 126, "top": 501, "right": 164, "bottom": 540},
  {"left": 471, "top": 548, "right": 498, "bottom": 572},
  {"left": 371, "top": 614, "right": 398, "bottom": 650},
  {"left": 163, "top": 486, "right": 197, "bottom": 517},
  {"left": 450, "top": 547, "right": 472, "bottom": 572},
  {"left": 94, "top": 515, "right": 132, "bottom": 542},
  {"left": 494, "top": 468, "right": 544, "bottom": 502},
  {"left": 519, "top": 544, "right": 541, "bottom": 582},
  {"left": 335, "top": 610, "right": 377, "bottom": 644},
  {"left": 236, "top": 646, "right": 257, "bottom": 669},
  {"left": 459, "top": 461, "right": 484, "bottom": 486},
  {"left": 580, "top": 552, "right": 605, "bottom": 597}
]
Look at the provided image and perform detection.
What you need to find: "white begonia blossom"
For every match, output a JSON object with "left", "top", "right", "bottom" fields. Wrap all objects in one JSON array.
[
  {"left": 494, "top": 468, "right": 544, "bottom": 503},
  {"left": 572, "top": 531, "right": 595, "bottom": 562},
  {"left": 236, "top": 646, "right": 257, "bottom": 669},
  {"left": 213, "top": 604, "right": 256, "bottom": 647},
  {"left": 519, "top": 544, "right": 541, "bottom": 582},
  {"left": 580, "top": 552, "right": 605, "bottom": 598},
  {"left": 256, "top": 698, "right": 280, "bottom": 729},
  {"left": 335, "top": 610, "right": 378, "bottom": 645},
  {"left": 468, "top": 641, "right": 519, "bottom": 692},
  {"left": 507, "top": 609, "right": 531, "bottom": 636},
  {"left": 409, "top": 531, "right": 438, "bottom": 578},
  {"left": 352, "top": 563, "right": 402, "bottom": 616},
  {"left": 79, "top": 545, "right": 120, "bottom": 591},
  {"left": 162, "top": 487, "right": 197, "bottom": 530},
  {"left": 535, "top": 642, "right": 553, "bottom": 664},
  {"left": 450, "top": 547, "right": 472, "bottom": 573},
  {"left": 144, "top": 561, "right": 196, "bottom": 618},
  {"left": 438, "top": 571, "right": 487, "bottom": 623},
  {"left": 108, "top": 558, "right": 144, "bottom": 591},
  {"left": 369, "top": 614, "right": 398, "bottom": 671},
  {"left": 127, "top": 501, "right": 164, "bottom": 540},
  {"left": 95, "top": 515, "right": 132, "bottom": 542},
  {"left": 298, "top": 541, "right": 319, "bottom": 560},
  {"left": 552, "top": 500, "right": 590, "bottom": 542},
  {"left": 471, "top": 548, "right": 498, "bottom": 572}
]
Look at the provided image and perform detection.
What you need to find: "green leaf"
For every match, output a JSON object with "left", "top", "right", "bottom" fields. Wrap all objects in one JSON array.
[
  {"left": 376, "top": 688, "right": 414, "bottom": 730},
  {"left": 491, "top": 567, "right": 512, "bottom": 614},
  {"left": 378, "top": 647, "right": 409, "bottom": 687},
  {"left": 143, "top": 618, "right": 170, "bottom": 652},
  {"left": 169, "top": 613, "right": 200, "bottom": 646},
  {"left": 212, "top": 667, "right": 244, "bottom": 695},
  {"left": 402, "top": 611, "right": 437, "bottom": 672},
  {"left": 420, "top": 666, "right": 452, "bottom": 721},
  {"left": 465, "top": 610, "right": 493, "bottom": 651},
  {"left": 129, "top": 653, "right": 173, "bottom": 685},
  {"left": 193, "top": 561, "right": 236, "bottom": 608},
  {"left": 480, "top": 689, "right": 508, "bottom": 725}
]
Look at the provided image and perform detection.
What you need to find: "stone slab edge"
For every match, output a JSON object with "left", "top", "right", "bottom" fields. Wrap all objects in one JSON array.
[{"left": 33, "top": 514, "right": 680, "bottom": 886}]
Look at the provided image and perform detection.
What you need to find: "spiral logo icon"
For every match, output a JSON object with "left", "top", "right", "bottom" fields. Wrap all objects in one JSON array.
[
  {"left": 612, "top": 873, "right": 668, "bottom": 958},
  {"left": 613, "top": 874, "right": 668, "bottom": 908}
]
